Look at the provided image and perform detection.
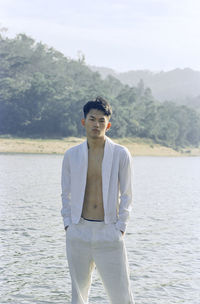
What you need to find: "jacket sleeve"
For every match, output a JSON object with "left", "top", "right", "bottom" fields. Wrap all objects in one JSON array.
[
  {"left": 61, "top": 151, "right": 72, "bottom": 228},
  {"left": 115, "top": 148, "right": 134, "bottom": 232}
]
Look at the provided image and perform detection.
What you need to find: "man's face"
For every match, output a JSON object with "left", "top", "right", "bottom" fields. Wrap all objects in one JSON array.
[{"left": 82, "top": 109, "right": 111, "bottom": 139}]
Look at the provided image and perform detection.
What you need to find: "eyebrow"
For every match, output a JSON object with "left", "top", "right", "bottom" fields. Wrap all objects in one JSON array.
[{"left": 89, "top": 115, "right": 105, "bottom": 120}]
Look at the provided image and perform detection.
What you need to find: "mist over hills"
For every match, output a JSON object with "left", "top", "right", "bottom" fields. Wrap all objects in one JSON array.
[{"left": 89, "top": 66, "right": 200, "bottom": 108}]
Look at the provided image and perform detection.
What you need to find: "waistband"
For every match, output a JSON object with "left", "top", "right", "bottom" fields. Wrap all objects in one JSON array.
[{"left": 81, "top": 216, "right": 104, "bottom": 222}]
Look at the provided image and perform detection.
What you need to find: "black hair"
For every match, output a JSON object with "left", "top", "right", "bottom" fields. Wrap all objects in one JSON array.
[{"left": 83, "top": 96, "right": 112, "bottom": 118}]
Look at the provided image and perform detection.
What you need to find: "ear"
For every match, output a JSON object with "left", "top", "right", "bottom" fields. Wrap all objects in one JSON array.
[
  {"left": 106, "top": 122, "right": 111, "bottom": 130},
  {"left": 81, "top": 119, "right": 85, "bottom": 126}
]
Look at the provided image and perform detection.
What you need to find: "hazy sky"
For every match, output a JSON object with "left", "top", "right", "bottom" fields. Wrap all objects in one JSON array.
[{"left": 1, "top": 0, "right": 200, "bottom": 72}]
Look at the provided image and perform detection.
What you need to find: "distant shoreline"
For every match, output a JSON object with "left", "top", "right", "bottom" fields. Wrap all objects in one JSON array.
[{"left": 0, "top": 137, "right": 200, "bottom": 156}]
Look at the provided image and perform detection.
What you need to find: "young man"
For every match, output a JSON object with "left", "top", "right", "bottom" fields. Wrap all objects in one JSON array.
[{"left": 61, "top": 97, "right": 134, "bottom": 303}]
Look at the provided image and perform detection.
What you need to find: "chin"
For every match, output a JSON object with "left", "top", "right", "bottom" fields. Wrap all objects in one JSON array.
[{"left": 90, "top": 133, "right": 103, "bottom": 139}]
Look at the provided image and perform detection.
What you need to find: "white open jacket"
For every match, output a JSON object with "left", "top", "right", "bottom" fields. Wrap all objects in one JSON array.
[{"left": 61, "top": 136, "right": 134, "bottom": 232}]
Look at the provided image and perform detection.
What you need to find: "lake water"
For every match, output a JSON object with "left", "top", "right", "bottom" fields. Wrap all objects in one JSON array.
[{"left": 0, "top": 154, "right": 200, "bottom": 304}]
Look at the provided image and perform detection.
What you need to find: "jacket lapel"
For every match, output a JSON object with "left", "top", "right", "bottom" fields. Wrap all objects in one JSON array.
[
  {"left": 80, "top": 140, "right": 88, "bottom": 193},
  {"left": 102, "top": 136, "right": 115, "bottom": 209}
]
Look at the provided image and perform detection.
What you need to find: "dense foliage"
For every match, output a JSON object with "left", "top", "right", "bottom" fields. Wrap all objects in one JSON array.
[{"left": 0, "top": 32, "right": 200, "bottom": 148}]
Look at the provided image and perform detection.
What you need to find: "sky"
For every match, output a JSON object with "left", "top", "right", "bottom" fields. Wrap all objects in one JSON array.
[{"left": 0, "top": 0, "right": 200, "bottom": 72}]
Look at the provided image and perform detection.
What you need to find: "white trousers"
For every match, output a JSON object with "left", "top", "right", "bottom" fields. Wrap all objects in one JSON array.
[{"left": 66, "top": 218, "right": 134, "bottom": 304}]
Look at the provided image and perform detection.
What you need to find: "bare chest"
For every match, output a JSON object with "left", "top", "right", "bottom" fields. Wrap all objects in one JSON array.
[{"left": 87, "top": 150, "right": 104, "bottom": 180}]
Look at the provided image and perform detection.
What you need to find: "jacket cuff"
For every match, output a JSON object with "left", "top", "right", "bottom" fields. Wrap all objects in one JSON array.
[
  {"left": 63, "top": 217, "right": 72, "bottom": 228},
  {"left": 115, "top": 221, "right": 127, "bottom": 233}
]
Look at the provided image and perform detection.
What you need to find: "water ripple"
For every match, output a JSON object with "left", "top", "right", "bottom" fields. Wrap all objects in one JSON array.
[{"left": 0, "top": 155, "right": 200, "bottom": 303}]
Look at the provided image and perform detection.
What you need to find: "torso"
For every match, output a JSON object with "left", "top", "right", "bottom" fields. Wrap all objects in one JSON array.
[{"left": 81, "top": 147, "right": 104, "bottom": 220}]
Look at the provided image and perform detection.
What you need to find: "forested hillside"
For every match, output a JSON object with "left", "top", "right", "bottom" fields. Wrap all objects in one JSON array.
[
  {"left": 0, "top": 32, "right": 200, "bottom": 148},
  {"left": 90, "top": 66, "right": 200, "bottom": 109}
]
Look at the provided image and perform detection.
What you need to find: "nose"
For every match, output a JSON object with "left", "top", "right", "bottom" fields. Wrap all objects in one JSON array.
[{"left": 94, "top": 121, "right": 100, "bottom": 127}]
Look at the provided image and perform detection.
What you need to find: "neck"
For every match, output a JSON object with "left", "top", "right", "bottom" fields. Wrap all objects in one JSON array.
[{"left": 87, "top": 136, "right": 106, "bottom": 150}]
